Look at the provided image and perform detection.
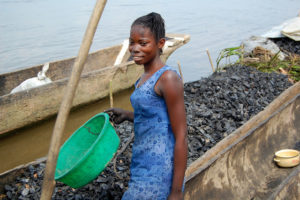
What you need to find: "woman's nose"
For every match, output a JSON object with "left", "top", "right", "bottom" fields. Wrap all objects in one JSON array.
[{"left": 130, "top": 44, "right": 140, "bottom": 53}]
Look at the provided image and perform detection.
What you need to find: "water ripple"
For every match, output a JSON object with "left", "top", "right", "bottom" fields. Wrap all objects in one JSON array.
[{"left": 0, "top": 0, "right": 300, "bottom": 81}]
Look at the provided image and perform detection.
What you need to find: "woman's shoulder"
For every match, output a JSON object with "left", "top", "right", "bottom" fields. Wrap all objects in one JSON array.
[
  {"left": 154, "top": 65, "right": 183, "bottom": 96},
  {"left": 160, "top": 66, "right": 181, "bottom": 83}
]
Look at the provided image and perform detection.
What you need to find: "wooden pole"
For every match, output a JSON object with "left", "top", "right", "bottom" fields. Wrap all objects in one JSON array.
[
  {"left": 109, "top": 80, "right": 114, "bottom": 108},
  {"left": 177, "top": 61, "right": 184, "bottom": 83},
  {"left": 206, "top": 49, "right": 215, "bottom": 72},
  {"left": 240, "top": 44, "right": 244, "bottom": 64},
  {"left": 40, "top": 0, "right": 107, "bottom": 199}
]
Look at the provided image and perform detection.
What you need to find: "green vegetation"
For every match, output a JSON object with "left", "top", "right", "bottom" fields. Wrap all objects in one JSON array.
[
  {"left": 216, "top": 46, "right": 242, "bottom": 70},
  {"left": 216, "top": 46, "right": 300, "bottom": 83}
]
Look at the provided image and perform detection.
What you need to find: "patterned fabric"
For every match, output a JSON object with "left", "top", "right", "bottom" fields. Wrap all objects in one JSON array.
[{"left": 122, "top": 66, "right": 178, "bottom": 200}]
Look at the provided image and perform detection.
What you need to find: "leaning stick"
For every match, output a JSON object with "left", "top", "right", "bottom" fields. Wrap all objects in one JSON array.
[
  {"left": 206, "top": 49, "right": 215, "bottom": 72},
  {"left": 177, "top": 61, "right": 184, "bottom": 83},
  {"left": 240, "top": 44, "right": 244, "bottom": 64},
  {"left": 109, "top": 80, "right": 114, "bottom": 108},
  {"left": 40, "top": 1, "right": 107, "bottom": 199}
]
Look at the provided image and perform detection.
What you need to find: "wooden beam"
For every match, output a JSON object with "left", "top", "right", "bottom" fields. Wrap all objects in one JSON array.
[{"left": 40, "top": 0, "right": 107, "bottom": 199}]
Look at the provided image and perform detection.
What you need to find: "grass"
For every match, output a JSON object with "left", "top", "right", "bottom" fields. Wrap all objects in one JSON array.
[
  {"left": 216, "top": 46, "right": 242, "bottom": 70},
  {"left": 216, "top": 45, "right": 300, "bottom": 83}
]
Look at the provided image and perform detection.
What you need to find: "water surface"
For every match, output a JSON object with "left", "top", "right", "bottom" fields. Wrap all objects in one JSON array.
[{"left": 1, "top": 0, "right": 299, "bottom": 82}]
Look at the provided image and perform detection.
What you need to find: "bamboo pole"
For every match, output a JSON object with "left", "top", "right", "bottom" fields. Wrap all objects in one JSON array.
[
  {"left": 177, "top": 61, "right": 184, "bottom": 83},
  {"left": 206, "top": 49, "right": 215, "bottom": 72},
  {"left": 109, "top": 80, "right": 114, "bottom": 108},
  {"left": 40, "top": 0, "right": 107, "bottom": 199},
  {"left": 240, "top": 44, "right": 244, "bottom": 64}
]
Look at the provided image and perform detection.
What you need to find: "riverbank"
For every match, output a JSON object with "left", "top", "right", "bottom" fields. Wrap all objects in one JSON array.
[
  {"left": 0, "top": 64, "right": 294, "bottom": 200},
  {"left": 247, "top": 37, "right": 300, "bottom": 82},
  {"left": 216, "top": 37, "right": 300, "bottom": 83}
]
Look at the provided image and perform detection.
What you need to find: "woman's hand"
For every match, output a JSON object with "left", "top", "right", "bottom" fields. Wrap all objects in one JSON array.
[
  {"left": 168, "top": 190, "right": 184, "bottom": 200},
  {"left": 104, "top": 108, "right": 133, "bottom": 124}
]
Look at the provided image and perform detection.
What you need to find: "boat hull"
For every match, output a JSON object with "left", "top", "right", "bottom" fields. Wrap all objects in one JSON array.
[
  {"left": 184, "top": 82, "right": 300, "bottom": 200},
  {"left": 0, "top": 76, "right": 299, "bottom": 198},
  {"left": 0, "top": 34, "right": 190, "bottom": 135}
]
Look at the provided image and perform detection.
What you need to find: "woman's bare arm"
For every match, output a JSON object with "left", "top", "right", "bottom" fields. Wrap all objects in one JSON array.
[{"left": 156, "top": 70, "right": 187, "bottom": 200}]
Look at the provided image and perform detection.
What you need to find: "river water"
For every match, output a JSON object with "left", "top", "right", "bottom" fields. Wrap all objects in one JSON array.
[
  {"left": 0, "top": 0, "right": 299, "bottom": 173},
  {"left": 1, "top": 0, "right": 299, "bottom": 82}
]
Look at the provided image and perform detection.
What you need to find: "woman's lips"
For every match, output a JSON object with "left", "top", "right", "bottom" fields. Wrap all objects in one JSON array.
[{"left": 133, "top": 56, "right": 143, "bottom": 62}]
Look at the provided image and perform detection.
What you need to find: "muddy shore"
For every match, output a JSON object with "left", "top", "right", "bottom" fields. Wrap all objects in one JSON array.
[{"left": 0, "top": 63, "right": 294, "bottom": 200}]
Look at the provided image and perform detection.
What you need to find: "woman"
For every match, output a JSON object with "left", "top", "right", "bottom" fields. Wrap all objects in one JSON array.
[{"left": 106, "top": 12, "right": 187, "bottom": 200}]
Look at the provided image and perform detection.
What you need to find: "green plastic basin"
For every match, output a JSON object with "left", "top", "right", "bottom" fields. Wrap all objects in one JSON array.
[{"left": 55, "top": 112, "right": 119, "bottom": 188}]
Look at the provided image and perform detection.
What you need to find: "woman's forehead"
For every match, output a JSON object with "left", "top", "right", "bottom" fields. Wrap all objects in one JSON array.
[{"left": 130, "top": 25, "right": 154, "bottom": 38}]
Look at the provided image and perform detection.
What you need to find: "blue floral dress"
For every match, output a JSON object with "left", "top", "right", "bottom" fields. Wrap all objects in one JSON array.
[{"left": 122, "top": 66, "right": 179, "bottom": 200}]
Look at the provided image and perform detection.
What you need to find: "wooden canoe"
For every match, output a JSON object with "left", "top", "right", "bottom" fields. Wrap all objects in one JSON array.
[
  {"left": 0, "top": 78, "right": 299, "bottom": 198},
  {"left": 0, "top": 33, "right": 190, "bottom": 135},
  {"left": 184, "top": 81, "right": 300, "bottom": 200}
]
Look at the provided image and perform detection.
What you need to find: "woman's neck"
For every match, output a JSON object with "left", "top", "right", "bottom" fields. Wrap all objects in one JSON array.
[{"left": 143, "top": 58, "right": 165, "bottom": 74}]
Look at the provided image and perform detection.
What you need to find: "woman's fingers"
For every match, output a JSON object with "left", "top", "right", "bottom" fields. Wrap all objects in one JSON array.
[{"left": 104, "top": 108, "right": 129, "bottom": 124}]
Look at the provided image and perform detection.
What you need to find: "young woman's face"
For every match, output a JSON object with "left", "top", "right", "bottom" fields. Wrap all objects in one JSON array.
[{"left": 129, "top": 25, "right": 163, "bottom": 65}]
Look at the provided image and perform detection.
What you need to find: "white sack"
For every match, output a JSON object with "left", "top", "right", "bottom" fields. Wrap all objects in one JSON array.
[
  {"left": 281, "top": 17, "right": 300, "bottom": 41},
  {"left": 10, "top": 63, "right": 52, "bottom": 94}
]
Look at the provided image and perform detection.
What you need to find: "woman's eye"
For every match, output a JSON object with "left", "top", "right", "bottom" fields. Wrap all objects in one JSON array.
[{"left": 140, "top": 42, "right": 147, "bottom": 46}]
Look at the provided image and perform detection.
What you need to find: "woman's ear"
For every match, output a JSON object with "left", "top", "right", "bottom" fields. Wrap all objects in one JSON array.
[{"left": 158, "top": 37, "right": 166, "bottom": 49}]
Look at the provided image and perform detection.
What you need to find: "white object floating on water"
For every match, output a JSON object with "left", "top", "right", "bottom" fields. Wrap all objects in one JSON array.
[
  {"left": 261, "top": 16, "right": 300, "bottom": 41},
  {"left": 10, "top": 62, "right": 52, "bottom": 94}
]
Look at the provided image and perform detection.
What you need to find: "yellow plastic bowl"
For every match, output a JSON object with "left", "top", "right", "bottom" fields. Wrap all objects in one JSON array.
[{"left": 273, "top": 149, "right": 300, "bottom": 168}]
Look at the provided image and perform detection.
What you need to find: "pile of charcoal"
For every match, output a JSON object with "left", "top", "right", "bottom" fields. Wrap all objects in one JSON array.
[
  {"left": 1, "top": 65, "right": 293, "bottom": 200},
  {"left": 184, "top": 65, "right": 292, "bottom": 163},
  {"left": 270, "top": 37, "right": 300, "bottom": 55}
]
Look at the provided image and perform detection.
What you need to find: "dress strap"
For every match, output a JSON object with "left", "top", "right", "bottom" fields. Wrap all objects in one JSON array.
[
  {"left": 134, "top": 65, "right": 181, "bottom": 89},
  {"left": 134, "top": 77, "right": 141, "bottom": 88},
  {"left": 152, "top": 65, "right": 180, "bottom": 86}
]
